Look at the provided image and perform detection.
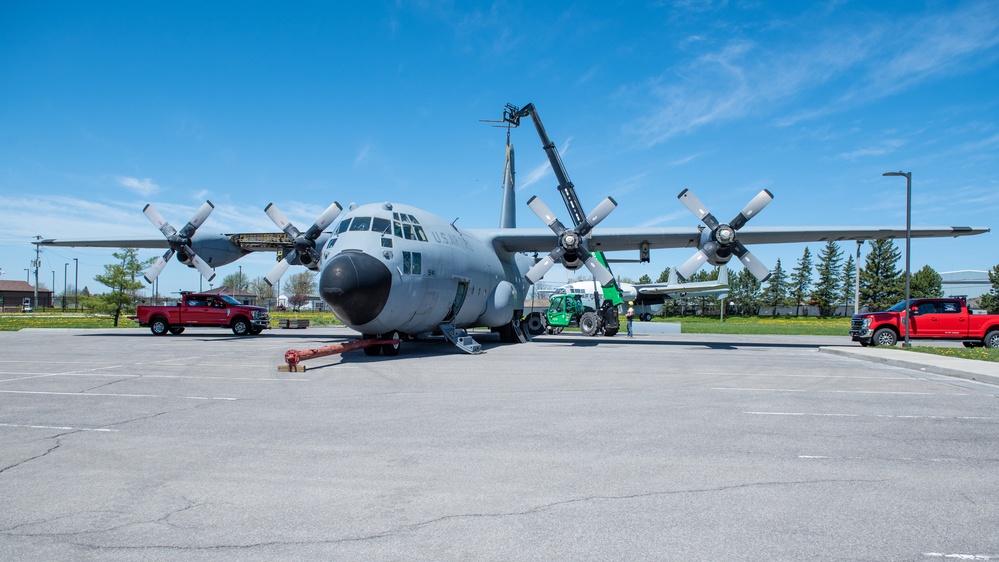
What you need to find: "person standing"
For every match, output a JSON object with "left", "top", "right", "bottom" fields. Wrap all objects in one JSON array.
[{"left": 626, "top": 301, "right": 635, "bottom": 337}]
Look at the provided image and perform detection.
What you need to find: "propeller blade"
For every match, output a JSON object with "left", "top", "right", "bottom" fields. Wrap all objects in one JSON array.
[
  {"left": 178, "top": 201, "right": 215, "bottom": 238},
  {"left": 142, "top": 249, "right": 174, "bottom": 284},
  {"left": 182, "top": 246, "right": 216, "bottom": 282},
  {"left": 676, "top": 249, "right": 709, "bottom": 281},
  {"left": 303, "top": 202, "right": 343, "bottom": 240},
  {"left": 264, "top": 203, "right": 302, "bottom": 239},
  {"left": 265, "top": 251, "right": 295, "bottom": 287},
  {"left": 143, "top": 204, "right": 177, "bottom": 238},
  {"left": 578, "top": 197, "right": 618, "bottom": 235},
  {"left": 526, "top": 196, "right": 566, "bottom": 233},
  {"left": 583, "top": 254, "right": 615, "bottom": 286},
  {"left": 731, "top": 242, "right": 772, "bottom": 282},
  {"left": 525, "top": 247, "right": 565, "bottom": 284},
  {"left": 730, "top": 189, "right": 773, "bottom": 230},
  {"left": 677, "top": 189, "right": 720, "bottom": 230}
]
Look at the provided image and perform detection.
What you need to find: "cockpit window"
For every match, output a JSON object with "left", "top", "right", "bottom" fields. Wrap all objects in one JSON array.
[
  {"left": 372, "top": 217, "right": 391, "bottom": 234},
  {"left": 336, "top": 220, "right": 351, "bottom": 235},
  {"left": 414, "top": 225, "right": 427, "bottom": 241},
  {"left": 408, "top": 214, "right": 419, "bottom": 224},
  {"left": 402, "top": 223, "right": 416, "bottom": 240},
  {"left": 393, "top": 221, "right": 403, "bottom": 238},
  {"left": 348, "top": 217, "right": 371, "bottom": 231}
]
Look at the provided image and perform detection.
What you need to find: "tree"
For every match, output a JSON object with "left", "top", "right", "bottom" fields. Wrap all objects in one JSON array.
[
  {"left": 638, "top": 274, "right": 652, "bottom": 284},
  {"left": 909, "top": 265, "right": 943, "bottom": 298},
  {"left": 979, "top": 264, "right": 999, "bottom": 313},
  {"left": 811, "top": 241, "right": 843, "bottom": 316},
  {"left": 287, "top": 271, "right": 317, "bottom": 311},
  {"left": 840, "top": 253, "right": 856, "bottom": 315},
  {"left": 730, "top": 268, "right": 762, "bottom": 316},
  {"left": 221, "top": 271, "right": 249, "bottom": 293},
  {"left": 761, "top": 258, "right": 788, "bottom": 316},
  {"left": 248, "top": 276, "right": 275, "bottom": 304},
  {"left": 788, "top": 247, "right": 813, "bottom": 316},
  {"left": 656, "top": 266, "right": 672, "bottom": 284},
  {"left": 88, "top": 248, "right": 155, "bottom": 326},
  {"left": 859, "top": 238, "right": 903, "bottom": 312}
]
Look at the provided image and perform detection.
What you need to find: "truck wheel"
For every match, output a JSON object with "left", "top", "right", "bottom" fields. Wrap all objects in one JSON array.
[
  {"left": 872, "top": 328, "right": 897, "bottom": 347},
  {"left": 231, "top": 317, "right": 251, "bottom": 336},
  {"left": 985, "top": 330, "right": 999, "bottom": 349},
  {"left": 150, "top": 317, "right": 169, "bottom": 336},
  {"left": 604, "top": 326, "right": 619, "bottom": 337},
  {"left": 525, "top": 312, "right": 545, "bottom": 337},
  {"left": 580, "top": 312, "right": 599, "bottom": 336},
  {"left": 168, "top": 326, "right": 185, "bottom": 335},
  {"left": 641, "top": 313, "right": 652, "bottom": 322}
]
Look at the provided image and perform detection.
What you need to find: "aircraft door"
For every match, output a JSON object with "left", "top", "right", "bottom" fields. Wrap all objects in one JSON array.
[{"left": 443, "top": 280, "right": 469, "bottom": 324}]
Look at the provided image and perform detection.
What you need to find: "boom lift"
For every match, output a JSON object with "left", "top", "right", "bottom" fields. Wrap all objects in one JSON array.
[{"left": 503, "top": 103, "right": 624, "bottom": 336}]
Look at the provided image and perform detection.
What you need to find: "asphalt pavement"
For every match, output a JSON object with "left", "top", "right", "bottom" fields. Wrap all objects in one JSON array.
[{"left": 1, "top": 327, "right": 997, "bottom": 561}]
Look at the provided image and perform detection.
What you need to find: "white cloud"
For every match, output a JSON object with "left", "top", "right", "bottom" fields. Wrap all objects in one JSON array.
[
  {"left": 117, "top": 176, "right": 160, "bottom": 196},
  {"left": 627, "top": 1, "right": 999, "bottom": 144},
  {"left": 517, "top": 138, "right": 571, "bottom": 192}
]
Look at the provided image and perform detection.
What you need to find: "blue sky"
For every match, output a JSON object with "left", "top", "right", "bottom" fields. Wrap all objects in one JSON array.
[{"left": 1, "top": 1, "right": 996, "bottom": 296}]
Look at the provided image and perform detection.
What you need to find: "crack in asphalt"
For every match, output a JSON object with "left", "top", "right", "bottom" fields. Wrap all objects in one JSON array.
[
  {"left": 46, "top": 478, "right": 878, "bottom": 552},
  {"left": 0, "top": 438, "right": 62, "bottom": 475}
]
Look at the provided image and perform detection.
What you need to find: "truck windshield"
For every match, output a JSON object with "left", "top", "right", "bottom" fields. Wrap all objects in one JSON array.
[{"left": 885, "top": 301, "right": 907, "bottom": 312}]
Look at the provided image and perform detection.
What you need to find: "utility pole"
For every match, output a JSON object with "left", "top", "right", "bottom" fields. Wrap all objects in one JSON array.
[
  {"left": 33, "top": 235, "right": 41, "bottom": 310},
  {"left": 854, "top": 241, "right": 862, "bottom": 315},
  {"left": 63, "top": 263, "right": 68, "bottom": 311},
  {"left": 73, "top": 258, "right": 79, "bottom": 310}
]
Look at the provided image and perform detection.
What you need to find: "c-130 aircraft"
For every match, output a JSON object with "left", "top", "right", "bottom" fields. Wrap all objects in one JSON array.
[{"left": 39, "top": 104, "right": 989, "bottom": 355}]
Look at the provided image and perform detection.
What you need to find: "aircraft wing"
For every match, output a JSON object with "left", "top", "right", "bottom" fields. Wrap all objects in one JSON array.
[
  {"left": 37, "top": 237, "right": 170, "bottom": 248},
  {"left": 486, "top": 226, "right": 989, "bottom": 253}
]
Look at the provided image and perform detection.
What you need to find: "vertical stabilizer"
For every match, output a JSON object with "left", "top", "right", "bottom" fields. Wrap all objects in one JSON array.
[{"left": 499, "top": 137, "right": 516, "bottom": 228}]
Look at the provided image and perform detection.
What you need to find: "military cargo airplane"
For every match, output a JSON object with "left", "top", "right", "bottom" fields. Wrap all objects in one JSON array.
[
  {"left": 38, "top": 183, "right": 988, "bottom": 355},
  {"left": 37, "top": 105, "right": 990, "bottom": 355}
]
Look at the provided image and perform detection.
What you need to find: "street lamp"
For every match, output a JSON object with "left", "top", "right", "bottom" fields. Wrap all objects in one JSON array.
[
  {"left": 73, "top": 258, "right": 78, "bottom": 310},
  {"left": 883, "top": 171, "right": 911, "bottom": 347}
]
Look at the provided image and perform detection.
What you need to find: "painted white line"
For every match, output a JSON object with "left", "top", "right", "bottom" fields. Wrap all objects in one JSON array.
[
  {"left": 0, "top": 423, "right": 118, "bottom": 432},
  {"left": 745, "top": 411, "right": 995, "bottom": 420},
  {"left": 923, "top": 553, "right": 997, "bottom": 560},
  {"left": 713, "top": 387, "right": 949, "bottom": 395},
  {"left": 0, "top": 373, "right": 306, "bottom": 382},
  {"left": 800, "top": 455, "right": 961, "bottom": 462},
  {"left": 0, "top": 390, "right": 237, "bottom": 401}
]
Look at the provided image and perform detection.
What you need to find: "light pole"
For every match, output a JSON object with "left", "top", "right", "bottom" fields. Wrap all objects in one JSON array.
[
  {"left": 883, "top": 171, "right": 911, "bottom": 347},
  {"left": 63, "top": 263, "right": 68, "bottom": 311},
  {"left": 73, "top": 258, "right": 78, "bottom": 310}
]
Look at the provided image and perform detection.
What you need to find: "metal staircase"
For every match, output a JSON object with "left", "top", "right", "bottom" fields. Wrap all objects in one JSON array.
[{"left": 439, "top": 323, "right": 483, "bottom": 354}]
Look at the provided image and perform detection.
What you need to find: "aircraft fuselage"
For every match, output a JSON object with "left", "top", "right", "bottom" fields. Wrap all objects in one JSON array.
[{"left": 317, "top": 202, "right": 531, "bottom": 338}]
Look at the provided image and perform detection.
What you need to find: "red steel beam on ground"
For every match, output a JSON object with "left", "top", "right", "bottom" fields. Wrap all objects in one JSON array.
[{"left": 284, "top": 339, "right": 400, "bottom": 367}]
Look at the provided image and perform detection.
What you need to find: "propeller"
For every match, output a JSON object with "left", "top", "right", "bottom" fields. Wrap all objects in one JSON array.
[
  {"left": 263, "top": 201, "right": 343, "bottom": 286},
  {"left": 675, "top": 188, "right": 774, "bottom": 282},
  {"left": 142, "top": 201, "right": 217, "bottom": 284},
  {"left": 525, "top": 195, "right": 618, "bottom": 286}
]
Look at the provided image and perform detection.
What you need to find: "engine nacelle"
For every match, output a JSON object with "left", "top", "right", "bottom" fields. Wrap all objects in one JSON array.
[
  {"left": 697, "top": 229, "right": 734, "bottom": 268},
  {"left": 190, "top": 236, "right": 250, "bottom": 268}
]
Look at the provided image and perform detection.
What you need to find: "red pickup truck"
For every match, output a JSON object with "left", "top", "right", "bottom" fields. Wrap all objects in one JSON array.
[
  {"left": 133, "top": 293, "right": 271, "bottom": 336},
  {"left": 850, "top": 297, "right": 999, "bottom": 348}
]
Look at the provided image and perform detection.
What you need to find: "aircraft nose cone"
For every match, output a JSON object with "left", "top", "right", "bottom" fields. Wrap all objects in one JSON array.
[{"left": 320, "top": 251, "right": 392, "bottom": 326}]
